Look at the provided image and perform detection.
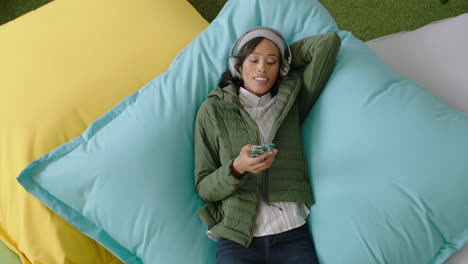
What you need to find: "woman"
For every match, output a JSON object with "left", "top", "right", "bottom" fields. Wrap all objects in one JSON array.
[{"left": 194, "top": 26, "right": 341, "bottom": 264}]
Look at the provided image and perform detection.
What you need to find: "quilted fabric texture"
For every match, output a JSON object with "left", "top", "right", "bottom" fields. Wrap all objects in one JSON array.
[
  {"left": 16, "top": 0, "right": 468, "bottom": 263},
  {"left": 0, "top": 0, "right": 207, "bottom": 263}
]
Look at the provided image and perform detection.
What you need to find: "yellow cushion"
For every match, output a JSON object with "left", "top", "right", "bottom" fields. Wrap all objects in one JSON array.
[{"left": 0, "top": 0, "right": 208, "bottom": 262}]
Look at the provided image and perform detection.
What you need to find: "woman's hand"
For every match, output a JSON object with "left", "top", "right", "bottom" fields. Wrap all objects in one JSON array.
[{"left": 231, "top": 144, "right": 279, "bottom": 178}]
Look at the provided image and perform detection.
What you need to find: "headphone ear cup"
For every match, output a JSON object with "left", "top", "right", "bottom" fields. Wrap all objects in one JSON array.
[
  {"left": 280, "top": 46, "right": 292, "bottom": 76},
  {"left": 280, "top": 63, "right": 290, "bottom": 76},
  {"left": 228, "top": 57, "right": 241, "bottom": 79}
]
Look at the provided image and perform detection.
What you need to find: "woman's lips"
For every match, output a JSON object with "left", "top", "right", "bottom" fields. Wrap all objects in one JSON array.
[{"left": 254, "top": 76, "right": 269, "bottom": 85}]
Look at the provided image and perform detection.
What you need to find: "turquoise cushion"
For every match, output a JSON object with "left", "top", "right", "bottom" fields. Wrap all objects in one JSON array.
[
  {"left": 303, "top": 35, "right": 468, "bottom": 263},
  {"left": 17, "top": 0, "right": 468, "bottom": 263}
]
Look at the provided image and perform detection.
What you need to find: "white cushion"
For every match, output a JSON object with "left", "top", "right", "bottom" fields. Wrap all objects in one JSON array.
[{"left": 366, "top": 13, "right": 468, "bottom": 114}]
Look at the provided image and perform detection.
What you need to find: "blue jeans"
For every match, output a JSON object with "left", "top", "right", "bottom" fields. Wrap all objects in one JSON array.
[{"left": 216, "top": 224, "right": 319, "bottom": 264}]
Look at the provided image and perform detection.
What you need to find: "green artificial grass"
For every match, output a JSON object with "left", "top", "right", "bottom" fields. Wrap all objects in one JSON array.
[
  {"left": 0, "top": 0, "right": 53, "bottom": 26},
  {"left": 319, "top": 0, "right": 468, "bottom": 40},
  {"left": 187, "top": 0, "right": 468, "bottom": 41},
  {"left": 1, "top": 0, "right": 467, "bottom": 41},
  {"left": 0, "top": 241, "right": 20, "bottom": 264},
  {"left": 0, "top": 0, "right": 466, "bottom": 37}
]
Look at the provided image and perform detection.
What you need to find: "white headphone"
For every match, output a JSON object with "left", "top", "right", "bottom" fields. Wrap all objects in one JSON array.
[{"left": 228, "top": 26, "right": 292, "bottom": 79}]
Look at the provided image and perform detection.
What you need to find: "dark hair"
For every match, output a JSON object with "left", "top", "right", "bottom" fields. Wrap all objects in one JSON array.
[{"left": 218, "top": 37, "right": 282, "bottom": 95}]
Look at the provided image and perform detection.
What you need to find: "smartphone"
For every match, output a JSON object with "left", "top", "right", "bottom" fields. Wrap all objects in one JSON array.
[{"left": 250, "top": 143, "right": 276, "bottom": 157}]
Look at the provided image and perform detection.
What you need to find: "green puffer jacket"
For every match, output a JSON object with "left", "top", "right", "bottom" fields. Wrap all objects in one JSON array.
[{"left": 194, "top": 32, "right": 341, "bottom": 247}]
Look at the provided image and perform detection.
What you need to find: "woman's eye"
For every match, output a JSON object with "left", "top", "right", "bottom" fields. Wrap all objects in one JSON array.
[{"left": 267, "top": 60, "right": 277, "bottom": 64}]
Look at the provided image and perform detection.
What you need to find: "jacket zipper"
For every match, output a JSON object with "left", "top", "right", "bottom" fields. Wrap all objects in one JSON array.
[
  {"left": 240, "top": 110, "right": 263, "bottom": 246},
  {"left": 236, "top": 96, "right": 279, "bottom": 246},
  {"left": 263, "top": 170, "right": 269, "bottom": 202},
  {"left": 247, "top": 177, "right": 262, "bottom": 246},
  {"left": 237, "top": 107, "right": 266, "bottom": 201},
  {"left": 250, "top": 125, "right": 264, "bottom": 246},
  {"left": 233, "top": 90, "right": 295, "bottom": 245}
]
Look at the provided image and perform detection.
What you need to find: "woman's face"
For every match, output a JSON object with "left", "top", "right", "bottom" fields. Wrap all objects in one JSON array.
[{"left": 241, "top": 38, "right": 280, "bottom": 97}]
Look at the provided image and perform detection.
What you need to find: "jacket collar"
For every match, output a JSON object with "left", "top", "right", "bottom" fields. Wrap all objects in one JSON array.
[
  {"left": 207, "top": 84, "right": 243, "bottom": 109},
  {"left": 208, "top": 74, "right": 300, "bottom": 109}
]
